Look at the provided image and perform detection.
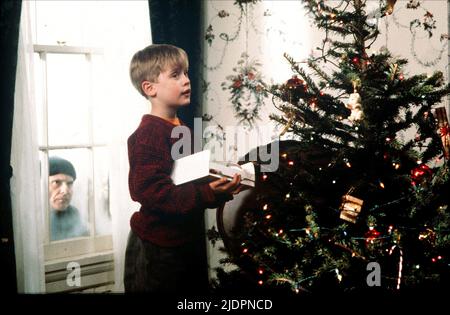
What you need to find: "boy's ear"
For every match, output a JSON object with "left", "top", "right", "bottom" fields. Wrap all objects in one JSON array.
[{"left": 141, "top": 80, "right": 157, "bottom": 97}]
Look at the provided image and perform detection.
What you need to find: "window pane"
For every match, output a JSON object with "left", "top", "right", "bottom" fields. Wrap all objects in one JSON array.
[
  {"left": 91, "top": 55, "right": 109, "bottom": 144},
  {"left": 93, "top": 147, "right": 112, "bottom": 236},
  {"left": 48, "top": 149, "right": 91, "bottom": 242},
  {"left": 34, "top": 0, "right": 86, "bottom": 46},
  {"left": 47, "top": 54, "right": 90, "bottom": 146}
]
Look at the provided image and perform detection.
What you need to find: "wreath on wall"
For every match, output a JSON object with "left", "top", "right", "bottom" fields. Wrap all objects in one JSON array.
[{"left": 221, "top": 53, "right": 268, "bottom": 127}]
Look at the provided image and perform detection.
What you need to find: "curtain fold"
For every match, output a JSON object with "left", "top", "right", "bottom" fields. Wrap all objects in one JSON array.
[
  {"left": 10, "top": 0, "right": 46, "bottom": 293},
  {"left": 148, "top": 0, "right": 204, "bottom": 129},
  {"left": 0, "top": 0, "right": 22, "bottom": 293}
]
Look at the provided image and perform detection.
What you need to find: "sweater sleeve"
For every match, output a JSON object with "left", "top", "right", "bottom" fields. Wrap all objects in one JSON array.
[{"left": 128, "top": 132, "right": 229, "bottom": 215}]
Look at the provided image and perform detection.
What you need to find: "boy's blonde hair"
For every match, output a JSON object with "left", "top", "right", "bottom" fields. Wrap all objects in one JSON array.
[{"left": 129, "top": 44, "right": 189, "bottom": 97}]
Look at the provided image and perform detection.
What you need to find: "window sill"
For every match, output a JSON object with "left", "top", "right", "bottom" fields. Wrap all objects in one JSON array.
[
  {"left": 44, "top": 234, "right": 113, "bottom": 261},
  {"left": 45, "top": 250, "right": 114, "bottom": 293}
]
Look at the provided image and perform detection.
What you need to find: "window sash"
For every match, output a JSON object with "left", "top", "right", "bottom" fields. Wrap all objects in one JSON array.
[
  {"left": 44, "top": 235, "right": 113, "bottom": 261},
  {"left": 34, "top": 45, "right": 112, "bottom": 261}
]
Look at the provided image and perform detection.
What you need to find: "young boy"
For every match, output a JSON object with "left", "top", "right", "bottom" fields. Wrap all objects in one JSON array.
[{"left": 124, "top": 44, "right": 242, "bottom": 293}]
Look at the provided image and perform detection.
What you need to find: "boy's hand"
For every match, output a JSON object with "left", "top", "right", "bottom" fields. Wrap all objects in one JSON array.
[{"left": 209, "top": 174, "right": 242, "bottom": 195}]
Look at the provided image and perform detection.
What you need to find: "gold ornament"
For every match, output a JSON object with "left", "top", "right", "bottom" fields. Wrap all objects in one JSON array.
[
  {"left": 434, "top": 107, "right": 450, "bottom": 159},
  {"left": 418, "top": 228, "right": 437, "bottom": 246},
  {"left": 340, "top": 194, "right": 363, "bottom": 223},
  {"left": 390, "top": 63, "right": 398, "bottom": 81},
  {"left": 384, "top": 0, "right": 397, "bottom": 16},
  {"left": 280, "top": 111, "right": 295, "bottom": 136}
]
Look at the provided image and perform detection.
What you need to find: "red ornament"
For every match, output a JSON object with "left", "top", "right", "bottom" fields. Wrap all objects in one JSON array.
[
  {"left": 365, "top": 227, "right": 381, "bottom": 244},
  {"left": 411, "top": 164, "right": 433, "bottom": 185},
  {"left": 352, "top": 57, "right": 360, "bottom": 65},
  {"left": 398, "top": 73, "right": 404, "bottom": 80},
  {"left": 286, "top": 75, "right": 303, "bottom": 89}
]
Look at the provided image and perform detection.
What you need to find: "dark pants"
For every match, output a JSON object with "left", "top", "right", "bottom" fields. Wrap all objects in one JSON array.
[{"left": 124, "top": 230, "right": 209, "bottom": 294}]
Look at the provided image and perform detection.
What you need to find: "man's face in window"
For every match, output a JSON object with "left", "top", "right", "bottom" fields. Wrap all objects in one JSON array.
[{"left": 49, "top": 174, "right": 74, "bottom": 211}]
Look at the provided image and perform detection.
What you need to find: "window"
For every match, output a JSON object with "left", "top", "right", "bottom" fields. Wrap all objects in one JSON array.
[
  {"left": 29, "top": 0, "right": 150, "bottom": 292},
  {"left": 34, "top": 45, "right": 113, "bottom": 260}
]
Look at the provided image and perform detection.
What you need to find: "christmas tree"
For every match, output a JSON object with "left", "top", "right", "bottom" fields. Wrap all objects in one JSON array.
[{"left": 212, "top": 0, "right": 450, "bottom": 294}]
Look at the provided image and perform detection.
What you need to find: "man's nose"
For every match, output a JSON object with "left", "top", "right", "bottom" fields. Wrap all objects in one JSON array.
[{"left": 60, "top": 183, "right": 70, "bottom": 194}]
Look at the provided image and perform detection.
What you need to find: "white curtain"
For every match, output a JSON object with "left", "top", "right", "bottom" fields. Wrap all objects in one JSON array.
[
  {"left": 102, "top": 4, "right": 151, "bottom": 292},
  {"left": 107, "top": 58, "right": 148, "bottom": 292},
  {"left": 109, "top": 143, "right": 138, "bottom": 292},
  {"left": 11, "top": 0, "right": 46, "bottom": 293}
]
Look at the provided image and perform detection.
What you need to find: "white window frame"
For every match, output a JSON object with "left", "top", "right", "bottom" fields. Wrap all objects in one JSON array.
[{"left": 34, "top": 44, "right": 113, "bottom": 262}]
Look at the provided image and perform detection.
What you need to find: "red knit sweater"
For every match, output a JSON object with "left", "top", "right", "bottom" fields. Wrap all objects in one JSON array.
[{"left": 128, "top": 114, "right": 226, "bottom": 247}]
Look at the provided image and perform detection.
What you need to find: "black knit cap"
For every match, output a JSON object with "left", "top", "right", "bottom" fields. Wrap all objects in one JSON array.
[{"left": 49, "top": 156, "right": 76, "bottom": 180}]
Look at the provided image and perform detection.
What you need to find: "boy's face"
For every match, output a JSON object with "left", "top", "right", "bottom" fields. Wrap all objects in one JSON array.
[{"left": 152, "top": 64, "right": 191, "bottom": 108}]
